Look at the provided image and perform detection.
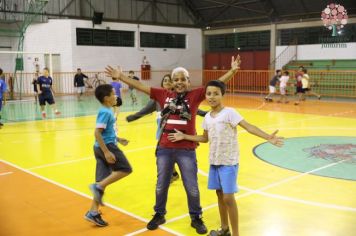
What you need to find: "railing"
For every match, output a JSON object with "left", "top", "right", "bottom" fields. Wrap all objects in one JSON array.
[
  {"left": 3, "top": 69, "right": 356, "bottom": 99},
  {"left": 270, "top": 39, "right": 298, "bottom": 70}
]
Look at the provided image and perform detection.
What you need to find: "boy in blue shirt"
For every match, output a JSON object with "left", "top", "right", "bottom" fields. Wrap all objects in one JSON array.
[
  {"left": 0, "top": 68, "right": 7, "bottom": 127},
  {"left": 36, "top": 67, "right": 61, "bottom": 118},
  {"left": 85, "top": 84, "right": 132, "bottom": 227}
]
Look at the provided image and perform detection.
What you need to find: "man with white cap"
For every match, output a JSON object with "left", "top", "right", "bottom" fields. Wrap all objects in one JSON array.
[{"left": 105, "top": 55, "right": 241, "bottom": 234}]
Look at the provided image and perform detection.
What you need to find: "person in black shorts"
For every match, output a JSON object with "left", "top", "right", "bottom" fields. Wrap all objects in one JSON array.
[{"left": 36, "top": 68, "right": 61, "bottom": 118}]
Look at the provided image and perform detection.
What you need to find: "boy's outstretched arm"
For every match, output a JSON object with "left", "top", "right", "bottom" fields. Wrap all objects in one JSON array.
[
  {"left": 218, "top": 55, "right": 241, "bottom": 84},
  {"left": 238, "top": 120, "right": 284, "bottom": 147},
  {"left": 168, "top": 129, "right": 209, "bottom": 143},
  {"left": 105, "top": 66, "right": 150, "bottom": 95}
]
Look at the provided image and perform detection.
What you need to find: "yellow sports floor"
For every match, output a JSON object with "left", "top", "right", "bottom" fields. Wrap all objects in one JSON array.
[{"left": 1, "top": 94, "right": 356, "bottom": 236}]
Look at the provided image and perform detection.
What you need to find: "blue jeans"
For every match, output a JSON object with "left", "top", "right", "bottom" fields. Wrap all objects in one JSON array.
[{"left": 154, "top": 147, "right": 202, "bottom": 217}]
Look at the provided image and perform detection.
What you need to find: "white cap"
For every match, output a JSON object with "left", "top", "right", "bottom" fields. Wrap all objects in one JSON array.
[{"left": 171, "top": 67, "right": 189, "bottom": 79}]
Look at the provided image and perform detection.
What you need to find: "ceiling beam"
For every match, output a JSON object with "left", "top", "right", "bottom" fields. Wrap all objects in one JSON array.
[
  {"left": 259, "top": 0, "right": 279, "bottom": 21},
  {"left": 204, "top": 0, "right": 241, "bottom": 25},
  {"left": 179, "top": 0, "right": 205, "bottom": 26},
  {"left": 197, "top": 0, "right": 260, "bottom": 10}
]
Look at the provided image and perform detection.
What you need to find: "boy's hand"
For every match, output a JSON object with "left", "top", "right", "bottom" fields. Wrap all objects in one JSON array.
[
  {"left": 118, "top": 138, "right": 129, "bottom": 146},
  {"left": 268, "top": 130, "right": 284, "bottom": 147},
  {"left": 231, "top": 55, "right": 241, "bottom": 72},
  {"left": 168, "top": 129, "right": 184, "bottom": 142},
  {"left": 104, "top": 151, "right": 116, "bottom": 164},
  {"left": 105, "top": 66, "right": 123, "bottom": 80}
]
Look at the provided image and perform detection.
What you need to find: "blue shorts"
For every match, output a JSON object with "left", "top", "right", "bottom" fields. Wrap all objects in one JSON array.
[{"left": 208, "top": 164, "right": 239, "bottom": 194}]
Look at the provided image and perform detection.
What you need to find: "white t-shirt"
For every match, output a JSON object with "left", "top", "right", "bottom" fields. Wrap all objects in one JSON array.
[
  {"left": 202, "top": 107, "right": 244, "bottom": 165},
  {"left": 302, "top": 74, "right": 309, "bottom": 88},
  {"left": 279, "top": 75, "right": 289, "bottom": 88}
]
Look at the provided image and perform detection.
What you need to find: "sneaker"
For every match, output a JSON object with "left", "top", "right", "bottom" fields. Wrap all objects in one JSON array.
[
  {"left": 209, "top": 228, "right": 231, "bottom": 236},
  {"left": 89, "top": 183, "right": 104, "bottom": 205},
  {"left": 191, "top": 215, "right": 208, "bottom": 234},
  {"left": 0, "top": 122, "right": 3, "bottom": 127},
  {"left": 84, "top": 211, "right": 108, "bottom": 227},
  {"left": 170, "top": 172, "right": 180, "bottom": 183},
  {"left": 318, "top": 95, "right": 321, "bottom": 100},
  {"left": 41, "top": 112, "right": 46, "bottom": 119},
  {"left": 147, "top": 213, "right": 166, "bottom": 230}
]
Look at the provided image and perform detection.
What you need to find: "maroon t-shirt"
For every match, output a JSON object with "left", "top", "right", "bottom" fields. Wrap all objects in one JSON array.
[
  {"left": 150, "top": 87, "right": 205, "bottom": 149},
  {"left": 295, "top": 72, "right": 303, "bottom": 87}
]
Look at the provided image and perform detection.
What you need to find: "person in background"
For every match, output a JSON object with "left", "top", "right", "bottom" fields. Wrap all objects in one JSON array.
[
  {"left": 127, "top": 70, "right": 139, "bottom": 105},
  {"left": 0, "top": 68, "right": 7, "bottom": 127},
  {"left": 264, "top": 70, "right": 282, "bottom": 102},
  {"left": 37, "top": 67, "right": 61, "bottom": 119},
  {"left": 32, "top": 72, "right": 39, "bottom": 104},
  {"left": 277, "top": 71, "right": 290, "bottom": 104},
  {"left": 74, "top": 68, "right": 89, "bottom": 101},
  {"left": 111, "top": 77, "right": 122, "bottom": 119}
]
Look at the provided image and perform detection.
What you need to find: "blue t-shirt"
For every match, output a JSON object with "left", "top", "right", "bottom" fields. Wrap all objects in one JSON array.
[
  {"left": 111, "top": 81, "right": 122, "bottom": 98},
  {"left": 0, "top": 78, "right": 7, "bottom": 99},
  {"left": 37, "top": 76, "right": 52, "bottom": 93},
  {"left": 94, "top": 106, "right": 117, "bottom": 147}
]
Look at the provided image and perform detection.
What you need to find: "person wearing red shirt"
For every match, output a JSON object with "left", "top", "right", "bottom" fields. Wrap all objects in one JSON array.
[{"left": 105, "top": 56, "right": 241, "bottom": 234}]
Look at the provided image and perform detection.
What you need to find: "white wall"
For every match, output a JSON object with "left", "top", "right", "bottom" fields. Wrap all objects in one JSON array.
[
  {"left": 276, "top": 42, "right": 356, "bottom": 66},
  {"left": 22, "top": 19, "right": 203, "bottom": 86},
  {"left": 24, "top": 20, "right": 73, "bottom": 72},
  {"left": 0, "top": 36, "right": 19, "bottom": 72}
]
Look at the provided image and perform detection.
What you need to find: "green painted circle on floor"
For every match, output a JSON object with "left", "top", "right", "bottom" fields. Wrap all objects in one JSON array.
[{"left": 253, "top": 136, "right": 356, "bottom": 181}]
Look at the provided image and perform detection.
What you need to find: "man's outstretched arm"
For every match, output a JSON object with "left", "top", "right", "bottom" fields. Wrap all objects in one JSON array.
[
  {"left": 218, "top": 55, "right": 241, "bottom": 84},
  {"left": 105, "top": 66, "right": 151, "bottom": 95}
]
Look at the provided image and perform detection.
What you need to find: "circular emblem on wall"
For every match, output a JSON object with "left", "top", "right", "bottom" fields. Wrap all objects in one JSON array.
[{"left": 254, "top": 136, "right": 356, "bottom": 181}]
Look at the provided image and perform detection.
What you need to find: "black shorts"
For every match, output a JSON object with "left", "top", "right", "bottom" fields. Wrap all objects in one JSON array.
[
  {"left": 302, "top": 88, "right": 310, "bottom": 93},
  {"left": 296, "top": 87, "right": 304, "bottom": 94},
  {"left": 94, "top": 143, "right": 132, "bottom": 182},
  {"left": 38, "top": 93, "right": 55, "bottom": 105},
  {"left": 114, "top": 97, "right": 122, "bottom": 107}
]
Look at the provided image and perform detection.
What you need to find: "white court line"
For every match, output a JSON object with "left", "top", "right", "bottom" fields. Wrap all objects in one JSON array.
[
  {"left": 27, "top": 157, "right": 92, "bottom": 170},
  {"left": 27, "top": 145, "right": 156, "bottom": 170},
  {"left": 0, "top": 171, "right": 13, "bottom": 176},
  {"left": 127, "top": 158, "right": 354, "bottom": 235},
  {"left": 198, "top": 165, "right": 356, "bottom": 212},
  {"left": 0, "top": 159, "right": 183, "bottom": 236}
]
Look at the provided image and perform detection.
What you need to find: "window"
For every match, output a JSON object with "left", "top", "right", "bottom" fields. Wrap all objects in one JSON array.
[
  {"left": 140, "top": 32, "right": 186, "bottom": 48},
  {"left": 76, "top": 28, "right": 134, "bottom": 47},
  {"left": 206, "top": 31, "right": 270, "bottom": 52},
  {"left": 76, "top": 28, "right": 92, "bottom": 45},
  {"left": 279, "top": 24, "right": 356, "bottom": 45}
]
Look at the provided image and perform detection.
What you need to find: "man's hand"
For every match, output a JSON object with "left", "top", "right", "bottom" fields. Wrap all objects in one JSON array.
[
  {"left": 105, "top": 66, "right": 123, "bottom": 80},
  {"left": 268, "top": 130, "right": 284, "bottom": 147},
  {"left": 231, "top": 55, "right": 241, "bottom": 72},
  {"left": 104, "top": 150, "right": 116, "bottom": 164}
]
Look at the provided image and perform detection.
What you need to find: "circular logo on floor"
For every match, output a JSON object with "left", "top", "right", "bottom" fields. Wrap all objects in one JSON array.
[{"left": 253, "top": 136, "right": 356, "bottom": 181}]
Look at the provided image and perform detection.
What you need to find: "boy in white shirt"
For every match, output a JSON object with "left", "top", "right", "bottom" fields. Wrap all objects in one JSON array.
[
  {"left": 168, "top": 80, "right": 283, "bottom": 236},
  {"left": 278, "top": 71, "right": 290, "bottom": 103}
]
